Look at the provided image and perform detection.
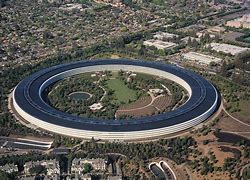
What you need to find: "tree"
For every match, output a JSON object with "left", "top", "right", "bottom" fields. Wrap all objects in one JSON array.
[
  {"left": 115, "top": 37, "right": 125, "bottom": 49},
  {"left": 83, "top": 163, "right": 93, "bottom": 174},
  {"left": 234, "top": 51, "right": 250, "bottom": 71},
  {"left": 43, "top": 30, "right": 54, "bottom": 40},
  {"left": 0, "top": 171, "right": 10, "bottom": 180},
  {"left": 220, "top": 61, "right": 230, "bottom": 77},
  {"left": 203, "top": 140, "right": 209, "bottom": 145},
  {"left": 29, "top": 165, "right": 47, "bottom": 175},
  {"left": 0, "top": 0, "right": 6, "bottom": 8},
  {"left": 209, "top": 61, "right": 217, "bottom": 67}
]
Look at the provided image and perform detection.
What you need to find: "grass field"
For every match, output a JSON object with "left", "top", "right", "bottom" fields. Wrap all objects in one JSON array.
[
  {"left": 106, "top": 78, "right": 137, "bottom": 104},
  {"left": 233, "top": 100, "right": 250, "bottom": 123},
  {"left": 136, "top": 72, "right": 155, "bottom": 80}
]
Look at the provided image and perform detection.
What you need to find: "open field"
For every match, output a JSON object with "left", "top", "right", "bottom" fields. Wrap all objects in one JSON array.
[
  {"left": 232, "top": 100, "right": 250, "bottom": 124},
  {"left": 190, "top": 132, "right": 245, "bottom": 180},
  {"left": 193, "top": 133, "right": 235, "bottom": 167},
  {"left": 116, "top": 95, "right": 172, "bottom": 118},
  {"left": 217, "top": 116, "right": 250, "bottom": 132},
  {"left": 223, "top": 32, "right": 244, "bottom": 42},
  {"left": 223, "top": 32, "right": 250, "bottom": 47},
  {"left": 216, "top": 115, "right": 250, "bottom": 139},
  {"left": 117, "top": 105, "right": 157, "bottom": 118},
  {"left": 152, "top": 95, "right": 172, "bottom": 111},
  {"left": 106, "top": 78, "right": 137, "bottom": 104},
  {"left": 118, "top": 96, "right": 152, "bottom": 110},
  {"left": 136, "top": 72, "right": 156, "bottom": 80}
]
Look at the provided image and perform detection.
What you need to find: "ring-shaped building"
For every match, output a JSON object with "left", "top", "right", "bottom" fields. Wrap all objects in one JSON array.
[{"left": 12, "top": 59, "right": 219, "bottom": 141}]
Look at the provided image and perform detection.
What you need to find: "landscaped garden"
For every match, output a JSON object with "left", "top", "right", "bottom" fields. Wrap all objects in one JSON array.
[{"left": 44, "top": 70, "right": 187, "bottom": 120}]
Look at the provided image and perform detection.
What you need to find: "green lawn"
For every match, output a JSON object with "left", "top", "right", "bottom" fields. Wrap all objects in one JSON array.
[
  {"left": 136, "top": 72, "right": 155, "bottom": 80},
  {"left": 106, "top": 78, "right": 137, "bottom": 104},
  {"left": 234, "top": 100, "right": 250, "bottom": 122}
]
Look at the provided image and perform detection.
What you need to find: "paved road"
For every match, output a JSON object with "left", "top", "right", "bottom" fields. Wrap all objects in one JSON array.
[
  {"left": 160, "top": 161, "right": 176, "bottom": 180},
  {"left": 240, "top": 163, "right": 250, "bottom": 177},
  {"left": 0, "top": 136, "right": 52, "bottom": 150},
  {"left": 221, "top": 130, "right": 250, "bottom": 134},
  {"left": 150, "top": 164, "right": 166, "bottom": 180}
]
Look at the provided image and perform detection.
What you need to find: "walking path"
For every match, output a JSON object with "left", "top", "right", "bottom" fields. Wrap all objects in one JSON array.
[
  {"left": 172, "top": 91, "right": 187, "bottom": 111},
  {"left": 240, "top": 163, "right": 250, "bottom": 177},
  {"left": 99, "top": 85, "right": 107, "bottom": 102},
  {"left": 116, "top": 93, "right": 163, "bottom": 112},
  {"left": 222, "top": 103, "right": 250, "bottom": 127},
  {"left": 220, "top": 130, "right": 250, "bottom": 134}
]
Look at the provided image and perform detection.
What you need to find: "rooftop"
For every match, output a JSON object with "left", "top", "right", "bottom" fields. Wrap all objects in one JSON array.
[
  {"left": 89, "top": 103, "right": 103, "bottom": 111},
  {"left": 143, "top": 39, "right": 177, "bottom": 50},
  {"left": 208, "top": 43, "right": 249, "bottom": 55},
  {"left": 153, "top": 31, "right": 179, "bottom": 40},
  {"left": 182, "top": 52, "right": 222, "bottom": 65}
]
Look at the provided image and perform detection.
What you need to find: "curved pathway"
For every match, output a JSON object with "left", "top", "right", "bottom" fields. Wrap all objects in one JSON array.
[
  {"left": 116, "top": 93, "right": 162, "bottom": 112},
  {"left": 172, "top": 91, "right": 187, "bottom": 111},
  {"left": 99, "top": 85, "right": 107, "bottom": 102},
  {"left": 222, "top": 102, "right": 250, "bottom": 127},
  {"left": 240, "top": 163, "right": 250, "bottom": 177}
]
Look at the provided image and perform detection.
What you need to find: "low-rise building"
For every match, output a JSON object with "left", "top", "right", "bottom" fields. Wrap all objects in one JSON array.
[
  {"left": 89, "top": 103, "right": 103, "bottom": 111},
  {"left": 71, "top": 158, "right": 106, "bottom": 174},
  {"left": 24, "top": 159, "right": 60, "bottom": 176},
  {"left": 207, "top": 26, "right": 225, "bottom": 35},
  {"left": 182, "top": 52, "right": 222, "bottom": 66},
  {"left": 196, "top": 32, "right": 215, "bottom": 38},
  {"left": 207, "top": 43, "right": 249, "bottom": 56},
  {"left": 0, "top": 163, "right": 18, "bottom": 174},
  {"left": 181, "top": 36, "right": 200, "bottom": 44},
  {"left": 143, "top": 39, "right": 177, "bottom": 50},
  {"left": 226, "top": 14, "right": 250, "bottom": 29},
  {"left": 149, "top": 89, "right": 164, "bottom": 96},
  {"left": 153, "top": 31, "right": 179, "bottom": 41}
]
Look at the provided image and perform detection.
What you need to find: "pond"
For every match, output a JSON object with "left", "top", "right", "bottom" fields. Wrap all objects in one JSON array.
[
  {"left": 69, "top": 92, "right": 91, "bottom": 101},
  {"left": 219, "top": 145, "right": 241, "bottom": 158},
  {"left": 214, "top": 132, "right": 250, "bottom": 146}
]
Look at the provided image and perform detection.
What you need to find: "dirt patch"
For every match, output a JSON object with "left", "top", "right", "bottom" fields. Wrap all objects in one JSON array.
[
  {"left": 223, "top": 31, "right": 244, "bottom": 41},
  {"left": 216, "top": 116, "right": 250, "bottom": 132},
  {"left": 116, "top": 95, "right": 172, "bottom": 118},
  {"left": 193, "top": 133, "right": 234, "bottom": 167},
  {"left": 110, "top": 54, "right": 120, "bottom": 59},
  {"left": 151, "top": 95, "right": 172, "bottom": 111},
  {"left": 117, "top": 105, "right": 157, "bottom": 118},
  {"left": 191, "top": 170, "right": 231, "bottom": 180},
  {"left": 119, "top": 96, "right": 152, "bottom": 110}
]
